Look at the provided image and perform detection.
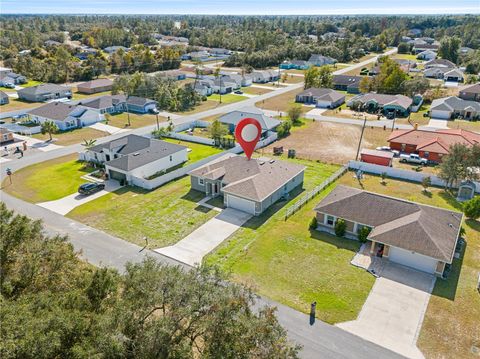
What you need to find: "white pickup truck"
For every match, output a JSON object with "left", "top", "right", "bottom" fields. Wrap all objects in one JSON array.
[{"left": 399, "top": 153, "right": 428, "bottom": 165}]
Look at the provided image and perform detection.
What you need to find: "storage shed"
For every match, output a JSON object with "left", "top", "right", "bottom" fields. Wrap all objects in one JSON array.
[{"left": 360, "top": 149, "right": 393, "bottom": 167}]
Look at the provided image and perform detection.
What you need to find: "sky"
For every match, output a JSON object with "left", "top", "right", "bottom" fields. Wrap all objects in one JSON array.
[{"left": 1, "top": 0, "right": 479, "bottom": 15}]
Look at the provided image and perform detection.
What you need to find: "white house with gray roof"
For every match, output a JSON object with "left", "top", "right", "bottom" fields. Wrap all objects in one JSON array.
[
  {"left": 82, "top": 134, "right": 188, "bottom": 185},
  {"left": 296, "top": 88, "right": 345, "bottom": 108},
  {"left": 18, "top": 84, "right": 72, "bottom": 102},
  {"left": 430, "top": 96, "right": 480, "bottom": 120},
  {"left": 189, "top": 155, "right": 305, "bottom": 215},
  {"left": 218, "top": 106, "right": 281, "bottom": 135}
]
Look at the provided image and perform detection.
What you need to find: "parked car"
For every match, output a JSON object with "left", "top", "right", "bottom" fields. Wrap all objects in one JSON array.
[
  {"left": 399, "top": 153, "right": 428, "bottom": 165},
  {"left": 376, "top": 146, "right": 400, "bottom": 157},
  {"left": 234, "top": 90, "right": 243, "bottom": 94},
  {"left": 4, "top": 83, "right": 15, "bottom": 89},
  {"left": 78, "top": 182, "right": 105, "bottom": 195},
  {"left": 149, "top": 108, "right": 160, "bottom": 114}
]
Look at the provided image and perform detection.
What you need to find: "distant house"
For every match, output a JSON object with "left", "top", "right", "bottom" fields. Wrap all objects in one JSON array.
[
  {"left": 459, "top": 83, "right": 480, "bottom": 102},
  {"left": 368, "top": 66, "right": 380, "bottom": 76},
  {"left": 211, "top": 78, "right": 237, "bottom": 94},
  {"left": 17, "top": 84, "right": 72, "bottom": 102},
  {"left": 0, "top": 70, "right": 27, "bottom": 87},
  {"left": 430, "top": 96, "right": 480, "bottom": 120},
  {"left": 308, "top": 54, "right": 337, "bottom": 67},
  {"left": 360, "top": 149, "right": 393, "bottom": 167},
  {"left": 460, "top": 47, "right": 474, "bottom": 55},
  {"left": 251, "top": 70, "right": 279, "bottom": 83},
  {"left": 332, "top": 75, "right": 362, "bottom": 94},
  {"left": 126, "top": 96, "right": 158, "bottom": 114},
  {"left": 412, "top": 43, "right": 439, "bottom": 54},
  {"left": 103, "top": 46, "right": 129, "bottom": 54},
  {"left": 416, "top": 50, "right": 436, "bottom": 61},
  {"left": 295, "top": 88, "right": 345, "bottom": 108},
  {"left": 280, "top": 60, "right": 310, "bottom": 70},
  {"left": 388, "top": 128, "right": 480, "bottom": 162},
  {"left": 223, "top": 74, "right": 252, "bottom": 87},
  {"left": 314, "top": 185, "right": 462, "bottom": 276},
  {"left": 443, "top": 68, "right": 464, "bottom": 83},
  {"left": 1, "top": 128, "right": 15, "bottom": 145},
  {"left": 77, "top": 78, "right": 114, "bottom": 94},
  {"left": 424, "top": 59, "right": 455, "bottom": 69},
  {"left": 189, "top": 155, "right": 305, "bottom": 216},
  {"left": 181, "top": 50, "right": 210, "bottom": 61},
  {"left": 0, "top": 91, "right": 9, "bottom": 105},
  {"left": 74, "top": 47, "right": 98, "bottom": 60},
  {"left": 81, "top": 95, "right": 127, "bottom": 114},
  {"left": 219, "top": 107, "right": 280, "bottom": 135},
  {"left": 347, "top": 93, "right": 413, "bottom": 117},
  {"left": 44, "top": 40, "right": 62, "bottom": 47},
  {"left": 28, "top": 102, "right": 104, "bottom": 131},
  {"left": 423, "top": 66, "right": 447, "bottom": 79},
  {"left": 209, "top": 48, "right": 232, "bottom": 55},
  {"left": 82, "top": 134, "right": 188, "bottom": 185},
  {"left": 157, "top": 70, "right": 187, "bottom": 81},
  {"left": 194, "top": 83, "right": 212, "bottom": 97}
]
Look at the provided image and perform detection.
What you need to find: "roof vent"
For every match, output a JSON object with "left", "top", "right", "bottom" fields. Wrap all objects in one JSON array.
[
  {"left": 133, "top": 152, "right": 140, "bottom": 156},
  {"left": 269, "top": 160, "right": 275, "bottom": 164},
  {"left": 259, "top": 161, "right": 265, "bottom": 165}
]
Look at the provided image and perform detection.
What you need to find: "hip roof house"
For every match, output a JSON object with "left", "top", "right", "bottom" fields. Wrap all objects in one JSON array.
[
  {"left": 76, "top": 78, "right": 114, "bottom": 94},
  {"left": 219, "top": 107, "right": 281, "bottom": 135},
  {"left": 314, "top": 185, "right": 463, "bottom": 276},
  {"left": 18, "top": 84, "right": 72, "bottom": 102},
  {"left": 430, "top": 96, "right": 480, "bottom": 120},
  {"left": 347, "top": 93, "right": 413, "bottom": 117},
  {"left": 295, "top": 88, "right": 345, "bottom": 108}
]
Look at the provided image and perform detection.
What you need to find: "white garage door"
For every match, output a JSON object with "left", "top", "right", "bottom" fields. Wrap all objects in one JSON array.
[
  {"left": 316, "top": 100, "right": 331, "bottom": 108},
  {"left": 430, "top": 110, "right": 451, "bottom": 120},
  {"left": 389, "top": 247, "right": 437, "bottom": 274},
  {"left": 227, "top": 195, "right": 256, "bottom": 215}
]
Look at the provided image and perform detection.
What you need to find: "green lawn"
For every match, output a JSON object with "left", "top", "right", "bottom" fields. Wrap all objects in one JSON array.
[
  {"left": 205, "top": 159, "right": 376, "bottom": 324},
  {"left": 336, "top": 173, "right": 480, "bottom": 359},
  {"left": 163, "top": 138, "right": 223, "bottom": 164},
  {"left": 32, "top": 127, "right": 108, "bottom": 146},
  {"left": 67, "top": 177, "right": 218, "bottom": 249},
  {"left": 209, "top": 93, "right": 248, "bottom": 104},
  {"left": 1, "top": 154, "right": 95, "bottom": 203},
  {"left": 20, "top": 80, "right": 43, "bottom": 88}
]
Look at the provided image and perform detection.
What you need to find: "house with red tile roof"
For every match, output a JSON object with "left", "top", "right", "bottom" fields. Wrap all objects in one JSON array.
[{"left": 387, "top": 128, "right": 480, "bottom": 163}]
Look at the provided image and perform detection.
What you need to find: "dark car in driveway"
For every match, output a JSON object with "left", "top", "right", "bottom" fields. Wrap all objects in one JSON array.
[{"left": 78, "top": 182, "right": 105, "bottom": 195}]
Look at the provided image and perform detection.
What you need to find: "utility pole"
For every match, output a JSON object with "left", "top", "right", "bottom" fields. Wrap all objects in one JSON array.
[
  {"left": 355, "top": 115, "right": 368, "bottom": 161},
  {"left": 156, "top": 113, "right": 160, "bottom": 131},
  {"left": 391, "top": 111, "right": 396, "bottom": 131}
]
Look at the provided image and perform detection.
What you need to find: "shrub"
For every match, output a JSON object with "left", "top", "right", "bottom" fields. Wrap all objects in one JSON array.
[
  {"left": 334, "top": 219, "right": 347, "bottom": 237},
  {"left": 277, "top": 120, "right": 292, "bottom": 138},
  {"left": 463, "top": 196, "right": 480, "bottom": 219},
  {"left": 421, "top": 176, "right": 431, "bottom": 192},
  {"left": 309, "top": 216, "right": 318, "bottom": 230},
  {"left": 357, "top": 226, "right": 372, "bottom": 243}
]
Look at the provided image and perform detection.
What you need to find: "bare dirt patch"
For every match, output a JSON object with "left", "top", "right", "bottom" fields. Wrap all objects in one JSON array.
[{"left": 261, "top": 121, "right": 390, "bottom": 164}]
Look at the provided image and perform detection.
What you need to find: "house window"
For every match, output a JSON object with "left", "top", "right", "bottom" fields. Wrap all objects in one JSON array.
[
  {"left": 169, "top": 155, "right": 172, "bottom": 162},
  {"left": 424, "top": 151, "right": 429, "bottom": 158},
  {"left": 326, "top": 215, "right": 335, "bottom": 226},
  {"left": 198, "top": 178, "right": 204, "bottom": 186}
]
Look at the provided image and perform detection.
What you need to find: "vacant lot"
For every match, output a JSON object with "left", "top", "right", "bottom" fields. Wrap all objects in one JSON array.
[
  {"left": 262, "top": 121, "right": 390, "bottom": 164},
  {"left": 255, "top": 87, "right": 307, "bottom": 113},
  {"left": 176, "top": 99, "right": 223, "bottom": 115},
  {"left": 1, "top": 98, "right": 41, "bottom": 112},
  {"left": 163, "top": 138, "right": 223, "bottom": 163},
  {"left": 241, "top": 86, "right": 272, "bottom": 95},
  {"left": 205, "top": 159, "right": 376, "bottom": 324},
  {"left": 67, "top": 176, "right": 218, "bottom": 249},
  {"left": 32, "top": 126, "right": 108, "bottom": 146},
  {"left": 1, "top": 154, "right": 94, "bottom": 203},
  {"left": 106, "top": 113, "right": 166, "bottom": 129},
  {"left": 336, "top": 173, "right": 479, "bottom": 359},
  {"left": 71, "top": 90, "right": 111, "bottom": 100},
  {"left": 447, "top": 119, "right": 480, "bottom": 132},
  {"left": 209, "top": 93, "right": 248, "bottom": 103}
]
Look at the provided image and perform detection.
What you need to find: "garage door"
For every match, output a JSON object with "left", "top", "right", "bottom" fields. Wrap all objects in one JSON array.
[
  {"left": 227, "top": 195, "right": 256, "bottom": 215},
  {"left": 389, "top": 247, "right": 437, "bottom": 274},
  {"left": 109, "top": 170, "right": 127, "bottom": 182},
  {"left": 430, "top": 110, "right": 451, "bottom": 120}
]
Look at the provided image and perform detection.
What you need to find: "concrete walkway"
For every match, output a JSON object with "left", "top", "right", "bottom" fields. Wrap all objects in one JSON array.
[
  {"left": 155, "top": 208, "right": 252, "bottom": 266},
  {"left": 337, "top": 262, "right": 435, "bottom": 359},
  {"left": 89, "top": 122, "right": 130, "bottom": 135},
  {"left": 427, "top": 118, "right": 449, "bottom": 129},
  {"left": 37, "top": 180, "right": 122, "bottom": 215},
  {"left": 15, "top": 134, "right": 64, "bottom": 152}
]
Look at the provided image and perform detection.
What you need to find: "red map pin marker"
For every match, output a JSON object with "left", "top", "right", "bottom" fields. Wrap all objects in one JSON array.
[{"left": 235, "top": 117, "right": 262, "bottom": 160}]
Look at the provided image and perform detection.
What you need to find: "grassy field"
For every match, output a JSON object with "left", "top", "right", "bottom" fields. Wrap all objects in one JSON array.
[
  {"left": 163, "top": 138, "right": 223, "bottom": 164},
  {"left": 106, "top": 113, "right": 166, "bottom": 129},
  {"left": 32, "top": 127, "right": 108, "bottom": 146},
  {"left": 241, "top": 86, "right": 273, "bottom": 95},
  {"left": 67, "top": 176, "right": 218, "bottom": 249},
  {"left": 1, "top": 154, "right": 94, "bottom": 203},
  {"left": 391, "top": 53, "right": 418, "bottom": 61},
  {"left": 255, "top": 87, "right": 307, "bottom": 113},
  {"left": 18, "top": 80, "right": 43, "bottom": 88},
  {"left": 176, "top": 99, "right": 223, "bottom": 115},
  {"left": 205, "top": 159, "right": 376, "bottom": 324},
  {"left": 0, "top": 98, "right": 42, "bottom": 112},
  {"left": 71, "top": 90, "right": 111, "bottom": 100},
  {"left": 209, "top": 93, "right": 248, "bottom": 103},
  {"left": 336, "top": 173, "right": 480, "bottom": 359},
  {"left": 447, "top": 119, "right": 480, "bottom": 132}
]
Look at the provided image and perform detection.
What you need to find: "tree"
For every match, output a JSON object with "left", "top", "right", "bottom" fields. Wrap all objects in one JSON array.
[
  {"left": 359, "top": 76, "right": 374, "bottom": 94},
  {"left": 403, "top": 78, "right": 430, "bottom": 97},
  {"left": 357, "top": 226, "right": 371, "bottom": 243},
  {"left": 214, "top": 67, "right": 222, "bottom": 103},
  {"left": 40, "top": 120, "right": 59, "bottom": 141},
  {"left": 421, "top": 176, "right": 432, "bottom": 193},
  {"left": 304, "top": 67, "right": 319, "bottom": 90},
  {"left": 209, "top": 119, "right": 228, "bottom": 139},
  {"left": 334, "top": 219, "right": 347, "bottom": 237},
  {"left": 438, "top": 144, "right": 471, "bottom": 189},
  {"left": 287, "top": 104, "right": 303, "bottom": 125},
  {"left": 397, "top": 42, "right": 411, "bottom": 54},
  {"left": 309, "top": 216, "right": 318, "bottom": 230},
  {"left": 277, "top": 120, "right": 292, "bottom": 138},
  {"left": 81, "top": 138, "right": 97, "bottom": 149},
  {"left": 303, "top": 66, "right": 332, "bottom": 89},
  {"left": 463, "top": 197, "right": 480, "bottom": 220},
  {"left": 151, "top": 127, "right": 169, "bottom": 139},
  {"left": 438, "top": 36, "right": 461, "bottom": 64}
]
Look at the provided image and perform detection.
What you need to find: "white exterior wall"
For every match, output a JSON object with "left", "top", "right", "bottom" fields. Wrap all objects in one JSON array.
[
  {"left": 29, "top": 114, "right": 75, "bottom": 131},
  {"left": 128, "top": 148, "right": 188, "bottom": 179},
  {"left": 389, "top": 247, "right": 438, "bottom": 274},
  {"left": 78, "top": 110, "right": 105, "bottom": 126},
  {"left": 430, "top": 109, "right": 452, "bottom": 119}
]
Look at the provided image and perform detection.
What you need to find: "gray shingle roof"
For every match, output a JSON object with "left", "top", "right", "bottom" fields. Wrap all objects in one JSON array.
[
  {"left": 77, "top": 78, "right": 113, "bottom": 89},
  {"left": 350, "top": 93, "right": 413, "bottom": 110},
  {"left": 18, "top": 83, "right": 71, "bottom": 96},
  {"left": 297, "top": 88, "right": 345, "bottom": 102},
  {"left": 461, "top": 83, "right": 480, "bottom": 94},
  {"left": 315, "top": 185, "right": 463, "bottom": 262},
  {"left": 189, "top": 155, "right": 305, "bottom": 202},
  {"left": 219, "top": 106, "right": 280, "bottom": 131},
  {"left": 0, "top": 91, "right": 8, "bottom": 100},
  {"left": 28, "top": 102, "right": 79, "bottom": 121},
  {"left": 126, "top": 96, "right": 157, "bottom": 106},
  {"left": 333, "top": 75, "right": 362, "bottom": 87},
  {"left": 81, "top": 95, "right": 126, "bottom": 110},
  {"left": 431, "top": 96, "right": 480, "bottom": 112}
]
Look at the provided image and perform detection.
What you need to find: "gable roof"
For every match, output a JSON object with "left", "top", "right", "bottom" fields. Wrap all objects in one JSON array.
[
  {"left": 350, "top": 93, "right": 413, "bottom": 110},
  {"left": 18, "top": 83, "right": 71, "bottom": 96},
  {"left": 126, "top": 96, "right": 157, "bottom": 106},
  {"left": 77, "top": 78, "right": 113, "bottom": 89},
  {"left": 387, "top": 128, "right": 480, "bottom": 150},
  {"left": 219, "top": 106, "right": 280, "bottom": 131},
  {"left": 460, "top": 83, "right": 480, "bottom": 95},
  {"left": 297, "top": 88, "right": 345, "bottom": 102},
  {"left": 189, "top": 155, "right": 305, "bottom": 202},
  {"left": 425, "top": 59, "right": 455, "bottom": 68},
  {"left": 333, "top": 75, "right": 362, "bottom": 88},
  {"left": 81, "top": 94, "right": 127, "bottom": 110},
  {"left": 431, "top": 96, "right": 480, "bottom": 112},
  {"left": 28, "top": 102, "right": 79, "bottom": 121},
  {"left": 315, "top": 185, "right": 462, "bottom": 262}
]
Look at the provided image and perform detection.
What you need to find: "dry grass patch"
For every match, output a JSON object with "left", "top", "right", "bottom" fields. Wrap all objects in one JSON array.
[
  {"left": 32, "top": 127, "right": 108, "bottom": 146},
  {"left": 106, "top": 113, "right": 166, "bottom": 129},
  {"left": 241, "top": 87, "right": 273, "bottom": 95},
  {"left": 255, "top": 87, "right": 306, "bottom": 113}
]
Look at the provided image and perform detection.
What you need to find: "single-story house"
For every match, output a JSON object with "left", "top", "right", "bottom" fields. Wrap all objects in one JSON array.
[
  {"left": 332, "top": 75, "right": 362, "bottom": 94},
  {"left": 424, "top": 59, "right": 455, "bottom": 69},
  {"left": 80, "top": 94, "right": 127, "bottom": 114},
  {"left": 77, "top": 78, "right": 114, "bottom": 94},
  {"left": 103, "top": 46, "right": 129, "bottom": 54},
  {"left": 17, "top": 84, "right": 72, "bottom": 102},
  {"left": 295, "top": 88, "right": 345, "bottom": 108},
  {"left": 314, "top": 185, "right": 463, "bottom": 276},
  {"left": 347, "top": 93, "right": 413, "bottom": 117},
  {"left": 223, "top": 74, "right": 252, "bottom": 87},
  {"left": 1, "top": 128, "right": 15, "bottom": 145},
  {"left": 126, "top": 96, "right": 158, "bottom": 114},
  {"left": 417, "top": 50, "right": 437, "bottom": 61},
  {"left": 443, "top": 68, "right": 464, "bottom": 83},
  {"left": 412, "top": 43, "right": 439, "bottom": 54},
  {"left": 44, "top": 40, "right": 62, "bottom": 47},
  {"left": 251, "top": 70, "right": 279, "bottom": 83},
  {"left": 157, "top": 70, "right": 187, "bottom": 81},
  {"left": 459, "top": 83, "right": 480, "bottom": 102},
  {"left": 209, "top": 48, "right": 232, "bottom": 56},
  {"left": 219, "top": 106, "right": 281, "bottom": 135},
  {"left": 194, "top": 83, "right": 212, "bottom": 97},
  {"left": 430, "top": 96, "right": 480, "bottom": 120},
  {"left": 181, "top": 51, "right": 210, "bottom": 61},
  {"left": 28, "top": 102, "right": 104, "bottom": 131},
  {"left": 74, "top": 47, "right": 98, "bottom": 60},
  {"left": 360, "top": 149, "right": 393, "bottom": 166},
  {"left": 212, "top": 78, "right": 237, "bottom": 93},
  {"left": 280, "top": 60, "right": 310, "bottom": 70},
  {"left": 0, "top": 91, "right": 9, "bottom": 105},
  {"left": 387, "top": 128, "right": 480, "bottom": 162},
  {"left": 0, "top": 70, "right": 26, "bottom": 87},
  {"left": 189, "top": 155, "right": 305, "bottom": 215},
  {"left": 308, "top": 54, "right": 337, "bottom": 67},
  {"left": 83, "top": 134, "right": 188, "bottom": 185}
]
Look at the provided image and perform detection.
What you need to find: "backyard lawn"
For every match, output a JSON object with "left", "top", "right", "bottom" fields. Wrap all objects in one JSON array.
[
  {"left": 337, "top": 173, "right": 480, "bottom": 359},
  {"left": 71, "top": 90, "right": 111, "bottom": 100},
  {"left": 177, "top": 99, "right": 223, "bottom": 114},
  {"left": 106, "top": 112, "right": 166, "bottom": 129},
  {"left": 32, "top": 126, "right": 108, "bottom": 146},
  {"left": 67, "top": 176, "right": 218, "bottom": 249},
  {"left": 1, "top": 154, "right": 95, "bottom": 203},
  {"left": 205, "top": 160, "right": 376, "bottom": 324},
  {"left": 255, "top": 87, "right": 307, "bottom": 113},
  {"left": 209, "top": 93, "right": 248, "bottom": 103},
  {"left": 0, "top": 98, "right": 41, "bottom": 112},
  {"left": 163, "top": 138, "right": 223, "bottom": 163}
]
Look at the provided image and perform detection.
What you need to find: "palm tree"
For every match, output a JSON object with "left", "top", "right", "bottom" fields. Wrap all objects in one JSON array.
[
  {"left": 40, "top": 120, "right": 59, "bottom": 142},
  {"left": 81, "top": 139, "right": 97, "bottom": 150}
]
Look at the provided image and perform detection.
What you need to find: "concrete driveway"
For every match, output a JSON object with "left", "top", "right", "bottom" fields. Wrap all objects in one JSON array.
[
  {"left": 337, "top": 262, "right": 436, "bottom": 359},
  {"left": 37, "top": 180, "right": 122, "bottom": 215},
  {"left": 155, "top": 208, "right": 251, "bottom": 266}
]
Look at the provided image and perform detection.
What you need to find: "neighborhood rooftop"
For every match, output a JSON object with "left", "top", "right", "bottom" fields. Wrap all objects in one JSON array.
[{"left": 28, "top": 102, "right": 78, "bottom": 121}]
